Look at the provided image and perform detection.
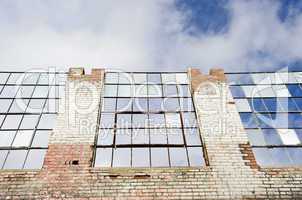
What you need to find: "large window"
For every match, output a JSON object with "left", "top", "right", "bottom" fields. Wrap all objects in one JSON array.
[
  {"left": 0, "top": 72, "right": 66, "bottom": 169},
  {"left": 227, "top": 72, "right": 302, "bottom": 167},
  {"left": 94, "top": 72, "right": 205, "bottom": 167}
]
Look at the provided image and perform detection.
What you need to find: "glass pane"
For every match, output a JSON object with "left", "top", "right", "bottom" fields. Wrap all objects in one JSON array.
[
  {"left": 32, "top": 86, "right": 49, "bottom": 98},
  {"left": 149, "top": 129, "right": 167, "bottom": 144},
  {"left": 119, "top": 73, "right": 132, "bottom": 84},
  {"left": 19, "top": 115, "right": 40, "bottom": 129},
  {"left": 241, "top": 86, "right": 257, "bottom": 97},
  {"left": 149, "top": 114, "right": 165, "bottom": 128},
  {"left": 116, "top": 98, "right": 132, "bottom": 112},
  {"left": 118, "top": 85, "right": 132, "bottom": 97},
  {"left": 229, "top": 86, "right": 245, "bottom": 98},
  {"left": 7, "top": 73, "right": 23, "bottom": 84},
  {"left": 104, "top": 85, "right": 118, "bottom": 97},
  {"left": 115, "top": 129, "right": 131, "bottom": 145},
  {"left": 38, "top": 114, "right": 56, "bottom": 129},
  {"left": 148, "top": 74, "right": 161, "bottom": 84},
  {"left": 132, "top": 129, "right": 149, "bottom": 144},
  {"left": 272, "top": 85, "right": 291, "bottom": 97},
  {"left": 0, "top": 99, "right": 12, "bottom": 113},
  {"left": 262, "top": 129, "right": 283, "bottom": 145},
  {"left": 133, "top": 73, "right": 147, "bottom": 84},
  {"left": 170, "top": 147, "right": 188, "bottom": 167},
  {"left": 10, "top": 99, "right": 29, "bottom": 113},
  {"left": 234, "top": 99, "right": 251, "bottom": 112},
  {"left": 113, "top": 148, "right": 131, "bottom": 167},
  {"left": 184, "top": 128, "right": 201, "bottom": 145},
  {"left": 133, "top": 98, "right": 148, "bottom": 112},
  {"left": 178, "top": 85, "right": 190, "bottom": 97},
  {"left": 105, "top": 73, "right": 118, "bottom": 83},
  {"left": 182, "top": 112, "right": 197, "bottom": 128},
  {"left": 95, "top": 148, "right": 112, "bottom": 167},
  {"left": 16, "top": 86, "right": 35, "bottom": 98},
  {"left": 116, "top": 114, "right": 131, "bottom": 128},
  {"left": 148, "top": 98, "right": 163, "bottom": 112},
  {"left": 102, "top": 98, "right": 116, "bottom": 112},
  {"left": 253, "top": 148, "right": 273, "bottom": 167},
  {"left": 167, "top": 129, "right": 184, "bottom": 144},
  {"left": 1, "top": 86, "right": 18, "bottom": 98},
  {"left": 0, "top": 131, "right": 16, "bottom": 146},
  {"left": 263, "top": 98, "right": 278, "bottom": 112},
  {"left": 277, "top": 98, "right": 299, "bottom": 112},
  {"left": 132, "top": 148, "right": 150, "bottom": 167},
  {"left": 246, "top": 129, "right": 266, "bottom": 146},
  {"left": 165, "top": 113, "right": 181, "bottom": 128},
  {"left": 3, "top": 150, "right": 28, "bottom": 169},
  {"left": 257, "top": 85, "right": 275, "bottom": 97},
  {"left": 100, "top": 113, "right": 115, "bottom": 128},
  {"left": 1, "top": 115, "right": 23, "bottom": 129},
  {"left": 151, "top": 148, "right": 169, "bottom": 167},
  {"left": 277, "top": 129, "right": 300, "bottom": 145},
  {"left": 0, "top": 115, "right": 5, "bottom": 126},
  {"left": 97, "top": 129, "right": 114, "bottom": 145},
  {"left": 179, "top": 98, "right": 194, "bottom": 112},
  {"left": 163, "top": 85, "right": 178, "bottom": 97},
  {"left": 239, "top": 113, "right": 259, "bottom": 129},
  {"left": 44, "top": 99, "right": 58, "bottom": 113},
  {"left": 162, "top": 98, "right": 180, "bottom": 112},
  {"left": 248, "top": 98, "right": 267, "bottom": 112},
  {"left": 22, "top": 73, "right": 39, "bottom": 84},
  {"left": 135, "top": 85, "right": 148, "bottom": 97},
  {"left": 0, "top": 150, "right": 8, "bottom": 169},
  {"left": 287, "top": 84, "right": 302, "bottom": 97},
  {"left": 23, "top": 149, "right": 47, "bottom": 169},
  {"left": 132, "top": 114, "right": 148, "bottom": 128},
  {"left": 31, "top": 131, "right": 50, "bottom": 148},
  {"left": 161, "top": 74, "right": 176, "bottom": 84},
  {"left": 12, "top": 130, "right": 33, "bottom": 147},
  {"left": 293, "top": 98, "right": 302, "bottom": 111},
  {"left": 287, "top": 148, "right": 302, "bottom": 166},
  {"left": 0, "top": 73, "right": 9, "bottom": 84},
  {"left": 271, "top": 148, "right": 291, "bottom": 167},
  {"left": 251, "top": 73, "right": 270, "bottom": 84},
  {"left": 148, "top": 85, "right": 162, "bottom": 97},
  {"left": 38, "top": 73, "right": 55, "bottom": 84},
  {"left": 176, "top": 73, "right": 188, "bottom": 84},
  {"left": 187, "top": 147, "right": 205, "bottom": 166}
]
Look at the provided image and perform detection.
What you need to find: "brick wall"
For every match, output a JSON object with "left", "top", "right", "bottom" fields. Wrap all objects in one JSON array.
[{"left": 0, "top": 68, "right": 301, "bottom": 199}]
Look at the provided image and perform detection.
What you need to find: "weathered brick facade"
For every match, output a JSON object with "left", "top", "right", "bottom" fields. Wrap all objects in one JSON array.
[{"left": 0, "top": 68, "right": 301, "bottom": 199}]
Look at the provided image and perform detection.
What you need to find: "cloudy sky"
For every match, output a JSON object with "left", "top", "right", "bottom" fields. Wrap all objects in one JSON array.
[{"left": 0, "top": 0, "right": 301, "bottom": 72}]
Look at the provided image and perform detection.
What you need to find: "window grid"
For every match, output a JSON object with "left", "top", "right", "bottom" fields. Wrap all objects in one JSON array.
[
  {"left": 227, "top": 72, "right": 302, "bottom": 167},
  {"left": 94, "top": 72, "right": 205, "bottom": 168},
  {"left": 0, "top": 72, "right": 66, "bottom": 170}
]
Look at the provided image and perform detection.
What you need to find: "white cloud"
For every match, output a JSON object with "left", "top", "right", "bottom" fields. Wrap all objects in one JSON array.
[{"left": 0, "top": 0, "right": 301, "bottom": 72}]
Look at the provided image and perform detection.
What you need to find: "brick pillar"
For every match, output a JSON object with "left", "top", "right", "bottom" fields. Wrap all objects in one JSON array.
[
  {"left": 189, "top": 68, "right": 264, "bottom": 198},
  {"left": 44, "top": 68, "right": 104, "bottom": 169}
]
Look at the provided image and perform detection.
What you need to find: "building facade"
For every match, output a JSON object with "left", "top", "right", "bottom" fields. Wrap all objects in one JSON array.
[{"left": 0, "top": 67, "right": 301, "bottom": 199}]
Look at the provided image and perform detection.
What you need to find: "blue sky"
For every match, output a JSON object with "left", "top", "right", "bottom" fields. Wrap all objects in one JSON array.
[{"left": 0, "top": 0, "right": 301, "bottom": 72}]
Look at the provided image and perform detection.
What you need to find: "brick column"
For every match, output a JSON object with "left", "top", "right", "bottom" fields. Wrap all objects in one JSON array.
[
  {"left": 44, "top": 68, "right": 104, "bottom": 169},
  {"left": 189, "top": 68, "right": 264, "bottom": 198}
]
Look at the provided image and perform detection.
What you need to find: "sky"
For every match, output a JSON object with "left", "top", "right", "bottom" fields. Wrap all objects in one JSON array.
[{"left": 0, "top": 0, "right": 301, "bottom": 72}]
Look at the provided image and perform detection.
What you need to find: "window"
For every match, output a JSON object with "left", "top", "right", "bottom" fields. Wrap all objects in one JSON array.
[
  {"left": 0, "top": 72, "right": 65, "bottom": 169},
  {"left": 95, "top": 72, "right": 205, "bottom": 167},
  {"left": 227, "top": 71, "right": 302, "bottom": 167}
]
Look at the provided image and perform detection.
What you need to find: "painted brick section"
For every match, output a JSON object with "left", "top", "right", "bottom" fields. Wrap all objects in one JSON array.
[
  {"left": 0, "top": 68, "right": 301, "bottom": 199},
  {"left": 50, "top": 68, "right": 103, "bottom": 144}
]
